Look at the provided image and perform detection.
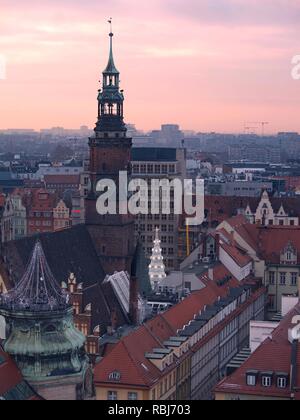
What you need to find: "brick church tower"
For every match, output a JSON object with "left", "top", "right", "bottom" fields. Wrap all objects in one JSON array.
[{"left": 85, "top": 24, "right": 135, "bottom": 274}]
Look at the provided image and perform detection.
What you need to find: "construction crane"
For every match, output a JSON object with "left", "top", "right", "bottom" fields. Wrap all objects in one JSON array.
[
  {"left": 246, "top": 122, "right": 269, "bottom": 136},
  {"left": 244, "top": 126, "right": 258, "bottom": 135}
]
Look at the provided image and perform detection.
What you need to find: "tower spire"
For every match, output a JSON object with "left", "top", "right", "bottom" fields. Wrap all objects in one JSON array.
[
  {"left": 104, "top": 18, "right": 119, "bottom": 75},
  {"left": 93, "top": 20, "right": 126, "bottom": 133}
]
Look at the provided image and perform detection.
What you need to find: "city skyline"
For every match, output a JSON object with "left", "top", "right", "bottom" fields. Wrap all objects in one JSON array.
[{"left": 0, "top": 0, "right": 300, "bottom": 133}]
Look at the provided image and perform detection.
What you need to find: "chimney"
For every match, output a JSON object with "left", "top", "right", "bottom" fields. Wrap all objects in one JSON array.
[
  {"left": 129, "top": 274, "right": 139, "bottom": 325},
  {"left": 111, "top": 307, "right": 118, "bottom": 332},
  {"left": 215, "top": 233, "right": 220, "bottom": 260},
  {"left": 202, "top": 233, "right": 207, "bottom": 258},
  {"left": 208, "top": 267, "right": 214, "bottom": 281},
  {"left": 129, "top": 244, "right": 140, "bottom": 326}
]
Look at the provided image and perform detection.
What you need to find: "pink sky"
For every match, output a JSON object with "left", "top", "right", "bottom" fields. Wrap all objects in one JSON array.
[{"left": 0, "top": 0, "right": 300, "bottom": 133}]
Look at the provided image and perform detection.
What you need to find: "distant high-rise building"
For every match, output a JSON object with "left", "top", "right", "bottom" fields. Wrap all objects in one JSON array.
[{"left": 132, "top": 147, "right": 187, "bottom": 271}]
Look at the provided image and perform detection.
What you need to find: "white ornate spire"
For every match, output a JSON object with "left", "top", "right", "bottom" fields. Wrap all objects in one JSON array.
[{"left": 148, "top": 228, "right": 166, "bottom": 290}]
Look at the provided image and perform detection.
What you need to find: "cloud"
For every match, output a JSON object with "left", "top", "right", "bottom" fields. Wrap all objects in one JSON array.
[
  {"left": 163, "top": 0, "right": 300, "bottom": 27},
  {"left": 0, "top": 0, "right": 299, "bottom": 132}
]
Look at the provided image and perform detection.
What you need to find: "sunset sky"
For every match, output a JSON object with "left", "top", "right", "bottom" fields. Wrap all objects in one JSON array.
[{"left": 0, "top": 0, "right": 300, "bottom": 133}]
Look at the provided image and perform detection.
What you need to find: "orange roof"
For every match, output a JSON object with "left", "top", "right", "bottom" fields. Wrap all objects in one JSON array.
[
  {"left": 224, "top": 216, "right": 300, "bottom": 264},
  {"left": 94, "top": 325, "right": 166, "bottom": 388},
  {"left": 0, "top": 194, "right": 5, "bottom": 208},
  {"left": 94, "top": 268, "right": 241, "bottom": 388},
  {"left": 44, "top": 175, "right": 80, "bottom": 184},
  {"left": 215, "top": 303, "right": 300, "bottom": 399},
  {"left": 0, "top": 346, "right": 40, "bottom": 400},
  {"left": 220, "top": 242, "right": 253, "bottom": 268}
]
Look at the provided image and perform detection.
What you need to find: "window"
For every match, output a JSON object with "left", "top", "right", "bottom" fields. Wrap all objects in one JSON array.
[
  {"left": 269, "top": 272, "right": 275, "bottom": 286},
  {"left": 246, "top": 375, "right": 257, "bottom": 387},
  {"left": 184, "top": 282, "right": 192, "bottom": 291},
  {"left": 109, "top": 371, "right": 121, "bottom": 381},
  {"left": 107, "top": 391, "right": 118, "bottom": 401},
  {"left": 155, "top": 165, "right": 161, "bottom": 174},
  {"left": 280, "top": 273, "right": 286, "bottom": 286},
  {"left": 291, "top": 273, "right": 298, "bottom": 287},
  {"left": 277, "top": 377, "right": 287, "bottom": 389},
  {"left": 73, "top": 302, "right": 80, "bottom": 315},
  {"left": 262, "top": 376, "right": 272, "bottom": 387},
  {"left": 128, "top": 392, "right": 138, "bottom": 401},
  {"left": 147, "top": 165, "right": 154, "bottom": 174}
]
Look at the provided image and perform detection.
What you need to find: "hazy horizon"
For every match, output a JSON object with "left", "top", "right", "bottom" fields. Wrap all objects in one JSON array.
[{"left": 0, "top": 0, "right": 300, "bottom": 133}]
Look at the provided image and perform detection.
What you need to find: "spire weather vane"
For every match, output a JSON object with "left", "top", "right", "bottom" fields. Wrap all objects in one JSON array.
[{"left": 108, "top": 18, "right": 113, "bottom": 34}]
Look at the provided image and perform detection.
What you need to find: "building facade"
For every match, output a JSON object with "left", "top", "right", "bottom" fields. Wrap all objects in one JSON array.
[
  {"left": 11, "top": 191, "right": 27, "bottom": 239},
  {"left": 93, "top": 261, "right": 266, "bottom": 401},
  {"left": 0, "top": 195, "right": 14, "bottom": 243},
  {"left": 215, "top": 301, "right": 300, "bottom": 400},
  {"left": 26, "top": 189, "right": 56, "bottom": 235},
  {"left": 53, "top": 199, "right": 71, "bottom": 231},
  {"left": 132, "top": 147, "right": 186, "bottom": 271},
  {"left": 217, "top": 215, "right": 300, "bottom": 317}
]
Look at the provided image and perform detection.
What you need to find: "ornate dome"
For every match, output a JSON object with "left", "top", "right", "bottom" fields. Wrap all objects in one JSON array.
[{"left": 0, "top": 240, "right": 70, "bottom": 313}]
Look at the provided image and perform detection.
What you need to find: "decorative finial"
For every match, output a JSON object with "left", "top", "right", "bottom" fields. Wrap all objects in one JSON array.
[{"left": 108, "top": 18, "right": 113, "bottom": 36}]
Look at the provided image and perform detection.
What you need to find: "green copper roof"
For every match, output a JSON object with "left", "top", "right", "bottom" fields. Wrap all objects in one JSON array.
[{"left": 103, "top": 33, "right": 119, "bottom": 75}]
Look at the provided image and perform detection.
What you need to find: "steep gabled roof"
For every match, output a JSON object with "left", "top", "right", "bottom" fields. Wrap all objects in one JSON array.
[
  {"left": 4, "top": 225, "right": 106, "bottom": 289},
  {"left": 215, "top": 303, "right": 300, "bottom": 400},
  {"left": 94, "top": 266, "right": 245, "bottom": 389}
]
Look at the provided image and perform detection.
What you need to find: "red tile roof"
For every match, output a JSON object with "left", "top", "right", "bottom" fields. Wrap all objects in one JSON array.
[
  {"left": 44, "top": 175, "right": 80, "bottom": 185},
  {"left": 0, "top": 347, "right": 23, "bottom": 396},
  {"left": 256, "top": 226, "right": 300, "bottom": 264},
  {"left": 204, "top": 195, "right": 300, "bottom": 225},
  {"left": 215, "top": 303, "right": 300, "bottom": 399},
  {"left": 0, "top": 194, "right": 6, "bottom": 208},
  {"left": 220, "top": 242, "right": 253, "bottom": 268},
  {"left": 0, "top": 345, "right": 40, "bottom": 400},
  {"left": 224, "top": 215, "right": 300, "bottom": 264},
  {"left": 94, "top": 268, "right": 241, "bottom": 388},
  {"left": 94, "top": 325, "right": 167, "bottom": 388}
]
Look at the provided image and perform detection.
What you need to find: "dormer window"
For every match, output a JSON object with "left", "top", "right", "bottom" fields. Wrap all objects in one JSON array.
[
  {"left": 262, "top": 372, "right": 273, "bottom": 387},
  {"left": 109, "top": 371, "right": 121, "bottom": 382},
  {"left": 276, "top": 373, "right": 289, "bottom": 389},
  {"left": 281, "top": 242, "right": 297, "bottom": 265},
  {"left": 277, "top": 377, "right": 287, "bottom": 389},
  {"left": 246, "top": 371, "right": 258, "bottom": 386}
]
